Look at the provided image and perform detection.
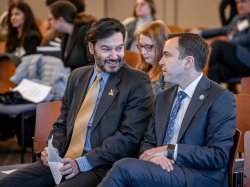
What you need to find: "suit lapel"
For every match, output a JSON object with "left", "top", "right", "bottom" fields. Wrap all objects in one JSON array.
[
  {"left": 73, "top": 68, "right": 94, "bottom": 120},
  {"left": 157, "top": 86, "right": 178, "bottom": 145},
  {"left": 177, "top": 76, "right": 210, "bottom": 142},
  {"left": 91, "top": 70, "right": 121, "bottom": 131}
]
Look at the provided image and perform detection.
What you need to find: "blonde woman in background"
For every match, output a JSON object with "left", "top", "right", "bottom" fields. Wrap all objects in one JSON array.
[{"left": 136, "top": 21, "right": 172, "bottom": 94}]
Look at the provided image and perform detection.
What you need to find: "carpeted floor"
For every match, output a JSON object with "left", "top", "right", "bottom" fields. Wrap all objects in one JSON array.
[{"left": 0, "top": 135, "right": 32, "bottom": 166}]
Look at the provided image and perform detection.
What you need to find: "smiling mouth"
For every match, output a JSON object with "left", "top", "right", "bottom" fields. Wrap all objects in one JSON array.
[{"left": 106, "top": 60, "right": 119, "bottom": 65}]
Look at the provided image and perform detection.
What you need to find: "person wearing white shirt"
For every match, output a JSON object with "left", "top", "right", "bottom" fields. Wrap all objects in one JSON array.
[{"left": 98, "top": 33, "right": 236, "bottom": 187}]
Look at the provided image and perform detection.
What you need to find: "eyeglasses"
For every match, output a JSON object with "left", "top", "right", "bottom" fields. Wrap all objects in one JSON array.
[{"left": 136, "top": 44, "right": 154, "bottom": 52}]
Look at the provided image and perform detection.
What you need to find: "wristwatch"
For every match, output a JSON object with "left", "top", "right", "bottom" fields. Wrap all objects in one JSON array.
[{"left": 167, "top": 144, "right": 176, "bottom": 159}]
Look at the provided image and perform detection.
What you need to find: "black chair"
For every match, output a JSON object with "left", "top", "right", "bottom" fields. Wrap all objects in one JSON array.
[
  {"left": 228, "top": 129, "right": 241, "bottom": 187},
  {"left": 0, "top": 103, "right": 36, "bottom": 163}
]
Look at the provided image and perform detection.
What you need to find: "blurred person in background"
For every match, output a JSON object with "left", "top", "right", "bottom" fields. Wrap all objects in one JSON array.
[
  {"left": 136, "top": 21, "right": 172, "bottom": 94},
  {"left": 199, "top": 0, "right": 250, "bottom": 84},
  {"left": 123, "top": 0, "right": 159, "bottom": 52},
  {"left": 48, "top": 0, "right": 96, "bottom": 71},
  {"left": 0, "top": 0, "right": 21, "bottom": 42},
  {"left": 5, "top": 1, "right": 41, "bottom": 56},
  {"left": 41, "top": 0, "right": 87, "bottom": 47}
]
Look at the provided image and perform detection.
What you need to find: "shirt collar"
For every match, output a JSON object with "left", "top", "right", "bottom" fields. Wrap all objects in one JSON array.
[
  {"left": 93, "top": 66, "right": 110, "bottom": 84},
  {"left": 178, "top": 73, "right": 203, "bottom": 99}
]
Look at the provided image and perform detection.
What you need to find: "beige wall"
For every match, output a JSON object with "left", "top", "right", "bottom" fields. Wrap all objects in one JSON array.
[{"left": 0, "top": 0, "right": 221, "bottom": 29}]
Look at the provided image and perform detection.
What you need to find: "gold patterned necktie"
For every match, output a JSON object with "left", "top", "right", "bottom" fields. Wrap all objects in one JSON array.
[{"left": 64, "top": 74, "right": 102, "bottom": 158}]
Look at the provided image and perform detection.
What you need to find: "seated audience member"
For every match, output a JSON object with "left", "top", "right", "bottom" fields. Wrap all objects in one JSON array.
[
  {"left": 136, "top": 21, "right": 172, "bottom": 94},
  {"left": 123, "top": 0, "right": 160, "bottom": 52},
  {"left": 198, "top": 0, "right": 250, "bottom": 83},
  {"left": 0, "top": 0, "right": 21, "bottom": 41},
  {"left": 5, "top": 1, "right": 42, "bottom": 57},
  {"left": 48, "top": 1, "right": 96, "bottom": 71},
  {"left": 40, "top": 0, "right": 61, "bottom": 47},
  {"left": 41, "top": 0, "right": 87, "bottom": 47},
  {"left": 98, "top": 33, "right": 236, "bottom": 187},
  {"left": 0, "top": 17, "right": 154, "bottom": 187}
]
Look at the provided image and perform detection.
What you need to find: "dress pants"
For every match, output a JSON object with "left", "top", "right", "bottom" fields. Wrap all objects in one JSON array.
[
  {"left": 208, "top": 40, "right": 250, "bottom": 83},
  {"left": 0, "top": 161, "right": 109, "bottom": 187},
  {"left": 98, "top": 158, "right": 187, "bottom": 187}
]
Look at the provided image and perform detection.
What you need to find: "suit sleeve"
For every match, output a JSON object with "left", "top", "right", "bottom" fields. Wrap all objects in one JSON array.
[
  {"left": 48, "top": 71, "right": 75, "bottom": 156},
  {"left": 139, "top": 102, "right": 157, "bottom": 155},
  {"left": 176, "top": 91, "right": 236, "bottom": 170},
  {"left": 85, "top": 73, "right": 154, "bottom": 168}
]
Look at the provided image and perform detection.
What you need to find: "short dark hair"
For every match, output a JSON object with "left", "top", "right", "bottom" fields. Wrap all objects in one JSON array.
[
  {"left": 168, "top": 33, "right": 209, "bottom": 72},
  {"left": 86, "top": 17, "right": 126, "bottom": 45},
  {"left": 86, "top": 17, "right": 126, "bottom": 63},
  {"left": 46, "top": 0, "right": 85, "bottom": 13},
  {"left": 49, "top": 1, "right": 77, "bottom": 24},
  {"left": 68, "top": 0, "right": 85, "bottom": 13}
]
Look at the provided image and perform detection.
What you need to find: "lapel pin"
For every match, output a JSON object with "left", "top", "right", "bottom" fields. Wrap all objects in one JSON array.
[
  {"left": 199, "top": 95, "right": 204, "bottom": 100},
  {"left": 109, "top": 89, "right": 114, "bottom": 96}
]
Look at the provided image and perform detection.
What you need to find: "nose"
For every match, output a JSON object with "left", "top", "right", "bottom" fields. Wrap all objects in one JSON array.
[
  {"left": 110, "top": 50, "right": 118, "bottom": 59},
  {"left": 141, "top": 47, "right": 147, "bottom": 55},
  {"left": 159, "top": 57, "right": 164, "bottom": 66}
]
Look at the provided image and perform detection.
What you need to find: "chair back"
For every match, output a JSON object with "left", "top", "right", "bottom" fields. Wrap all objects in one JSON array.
[
  {"left": 228, "top": 129, "right": 241, "bottom": 187},
  {"left": 124, "top": 50, "right": 139, "bottom": 68},
  {"left": 168, "top": 25, "right": 183, "bottom": 33},
  {"left": 234, "top": 94, "right": 250, "bottom": 153},
  {"left": 33, "top": 101, "right": 61, "bottom": 157},
  {"left": 241, "top": 77, "right": 250, "bottom": 94},
  {"left": 244, "top": 131, "right": 250, "bottom": 187},
  {"left": 0, "top": 58, "right": 16, "bottom": 93},
  {"left": 0, "top": 42, "right": 6, "bottom": 53}
]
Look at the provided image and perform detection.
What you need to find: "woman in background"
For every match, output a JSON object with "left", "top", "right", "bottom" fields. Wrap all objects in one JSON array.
[
  {"left": 123, "top": 0, "right": 159, "bottom": 52},
  {"left": 6, "top": 1, "right": 42, "bottom": 57},
  {"left": 136, "top": 21, "right": 171, "bottom": 94},
  {"left": 48, "top": 1, "right": 96, "bottom": 71}
]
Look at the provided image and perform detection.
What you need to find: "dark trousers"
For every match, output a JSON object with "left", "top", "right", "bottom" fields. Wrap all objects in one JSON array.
[
  {"left": 0, "top": 161, "right": 109, "bottom": 187},
  {"left": 98, "top": 158, "right": 187, "bottom": 187},
  {"left": 208, "top": 40, "right": 250, "bottom": 83}
]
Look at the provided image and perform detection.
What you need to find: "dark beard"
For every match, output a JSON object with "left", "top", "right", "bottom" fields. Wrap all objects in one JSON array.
[{"left": 96, "top": 57, "right": 124, "bottom": 74}]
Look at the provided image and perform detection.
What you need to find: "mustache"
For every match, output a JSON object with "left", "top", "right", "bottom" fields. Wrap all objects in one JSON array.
[{"left": 105, "top": 58, "right": 123, "bottom": 64}]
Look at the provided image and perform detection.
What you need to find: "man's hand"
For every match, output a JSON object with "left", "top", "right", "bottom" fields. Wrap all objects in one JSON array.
[
  {"left": 149, "top": 155, "right": 175, "bottom": 172},
  {"left": 41, "top": 147, "right": 49, "bottom": 167},
  {"left": 60, "top": 158, "right": 80, "bottom": 180},
  {"left": 139, "top": 146, "right": 168, "bottom": 161}
]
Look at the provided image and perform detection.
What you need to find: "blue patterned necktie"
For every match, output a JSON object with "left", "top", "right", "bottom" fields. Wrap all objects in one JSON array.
[{"left": 163, "top": 91, "right": 187, "bottom": 145}]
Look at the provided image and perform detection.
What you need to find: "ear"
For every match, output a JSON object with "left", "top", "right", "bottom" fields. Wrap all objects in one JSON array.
[
  {"left": 184, "top": 56, "right": 195, "bottom": 69},
  {"left": 88, "top": 42, "right": 94, "bottom": 55}
]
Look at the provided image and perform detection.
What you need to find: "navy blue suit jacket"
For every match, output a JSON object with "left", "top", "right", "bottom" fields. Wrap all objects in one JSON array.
[{"left": 140, "top": 75, "right": 236, "bottom": 187}]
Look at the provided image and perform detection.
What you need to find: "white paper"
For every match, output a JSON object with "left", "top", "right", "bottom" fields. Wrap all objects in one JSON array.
[
  {"left": 12, "top": 79, "right": 52, "bottom": 103},
  {"left": 48, "top": 136, "right": 63, "bottom": 185},
  {"left": 0, "top": 169, "right": 17, "bottom": 174},
  {"left": 237, "top": 19, "right": 249, "bottom": 31},
  {"left": 37, "top": 46, "right": 61, "bottom": 52}
]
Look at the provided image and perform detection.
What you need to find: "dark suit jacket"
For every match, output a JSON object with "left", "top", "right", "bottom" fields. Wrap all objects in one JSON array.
[
  {"left": 50, "top": 64, "right": 154, "bottom": 169},
  {"left": 23, "top": 30, "right": 41, "bottom": 56},
  {"left": 61, "top": 24, "right": 92, "bottom": 71},
  {"left": 140, "top": 75, "right": 236, "bottom": 187}
]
